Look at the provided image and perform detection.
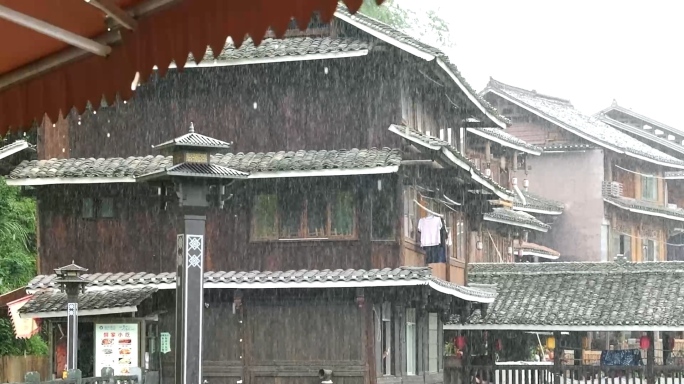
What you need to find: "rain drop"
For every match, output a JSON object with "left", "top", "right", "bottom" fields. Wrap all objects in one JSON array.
[
  {"left": 52, "top": 123, "right": 56, "bottom": 128},
  {"left": 93, "top": 110, "right": 97, "bottom": 115},
  {"left": 253, "top": 102, "right": 257, "bottom": 109},
  {"left": 324, "top": 67, "right": 329, "bottom": 74},
  {"left": 62, "top": 148, "right": 65, "bottom": 153},
  {"left": 78, "top": 121, "right": 82, "bottom": 125},
  {"left": 107, "top": 133, "right": 110, "bottom": 138}
]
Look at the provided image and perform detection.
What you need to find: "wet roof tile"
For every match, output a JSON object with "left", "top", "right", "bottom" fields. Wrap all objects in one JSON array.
[
  {"left": 25, "top": 267, "right": 496, "bottom": 302},
  {"left": 484, "top": 208, "right": 550, "bottom": 232},
  {"left": 20, "top": 287, "right": 156, "bottom": 315},
  {"left": 8, "top": 147, "right": 402, "bottom": 181},
  {"left": 449, "top": 261, "right": 684, "bottom": 327},
  {"left": 485, "top": 79, "right": 684, "bottom": 168}
]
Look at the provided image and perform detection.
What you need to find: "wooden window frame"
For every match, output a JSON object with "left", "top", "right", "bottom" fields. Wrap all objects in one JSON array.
[
  {"left": 427, "top": 312, "right": 440, "bottom": 373},
  {"left": 643, "top": 238, "right": 658, "bottom": 262},
  {"left": 641, "top": 174, "right": 657, "bottom": 201},
  {"left": 250, "top": 189, "right": 358, "bottom": 242},
  {"left": 81, "top": 197, "right": 116, "bottom": 219},
  {"left": 403, "top": 186, "right": 419, "bottom": 245},
  {"left": 406, "top": 308, "right": 417, "bottom": 376}
]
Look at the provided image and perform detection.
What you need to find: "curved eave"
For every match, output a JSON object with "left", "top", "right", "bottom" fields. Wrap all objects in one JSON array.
[
  {"left": 482, "top": 89, "right": 684, "bottom": 170},
  {"left": 512, "top": 205, "right": 563, "bottom": 216},
  {"left": 483, "top": 215, "right": 549, "bottom": 233},
  {"left": 466, "top": 128, "right": 542, "bottom": 156},
  {"left": 604, "top": 198, "right": 684, "bottom": 223},
  {"left": 515, "top": 250, "right": 560, "bottom": 260}
]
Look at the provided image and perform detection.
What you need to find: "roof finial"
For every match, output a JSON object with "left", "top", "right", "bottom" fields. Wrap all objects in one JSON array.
[
  {"left": 189, "top": 122, "right": 195, "bottom": 133},
  {"left": 612, "top": 99, "right": 618, "bottom": 107}
]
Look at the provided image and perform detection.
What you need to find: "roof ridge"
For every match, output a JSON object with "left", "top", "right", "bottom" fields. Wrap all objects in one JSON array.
[{"left": 487, "top": 77, "right": 572, "bottom": 104}]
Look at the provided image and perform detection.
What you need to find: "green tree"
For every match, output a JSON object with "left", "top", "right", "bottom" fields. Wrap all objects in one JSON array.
[
  {"left": 0, "top": 178, "right": 46, "bottom": 356},
  {"left": 359, "top": 0, "right": 454, "bottom": 49}
]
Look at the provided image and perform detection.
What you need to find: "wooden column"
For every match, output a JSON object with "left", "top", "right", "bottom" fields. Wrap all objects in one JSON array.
[
  {"left": 647, "top": 331, "right": 655, "bottom": 384},
  {"left": 553, "top": 332, "right": 562, "bottom": 384}
]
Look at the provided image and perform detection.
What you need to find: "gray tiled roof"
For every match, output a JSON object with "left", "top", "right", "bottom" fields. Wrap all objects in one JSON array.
[
  {"left": 604, "top": 195, "right": 684, "bottom": 222},
  {"left": 0, "top": 140, "right": 31, "bottom": 161},
  {"left": 139, "top": 162, "right": 249, "bottom": 181},
  {"left": 599, "top": 115, "right": 684, "bottom": 157},
  {"left": 484, "top": 208, "right": 550, "bottom": 232},
  {"left": 485, "top": 79, "right": 684, "bottom": 168},
  {"left": 26, "top": 267, "right": 496, "bottom": 302},
  {"left": 153, "top": 130, "right": 233, "bottom": 151},
  {"left": 450, "top": 261, "right": 684, "bottom": 328},
  {"left": 336, "top": 6, "right": 510, "bottom": 127},
  {"left": 388, "top": 125, "right": 514, "bottom": 200},
  {"left": 8, "top": 147, "right": 402, "bottom": 181},
  {"left": 467, "top": 128, "right": 542, "bottom": 155},
  {"left": 513, "top": 191, "right": 564, "bottom": 215},
  {"left": 192, "top": 37, "right": 370, "bottom": 64},
  {"left": 20, "top": 287, "right": 156, "bottom": 315}
]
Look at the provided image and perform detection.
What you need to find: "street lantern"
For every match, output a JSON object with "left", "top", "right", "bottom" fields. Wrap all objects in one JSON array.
[
  {"left": 138, "top": 123, "right": 247, "bottom": 384},
  {"left": 54, "top": 262, "right": 89, "bottom": 372}
]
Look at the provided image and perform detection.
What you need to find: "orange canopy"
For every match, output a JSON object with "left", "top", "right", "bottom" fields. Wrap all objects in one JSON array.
[{"left": 0, "top": 0, "right": 380, "bottom": 135}]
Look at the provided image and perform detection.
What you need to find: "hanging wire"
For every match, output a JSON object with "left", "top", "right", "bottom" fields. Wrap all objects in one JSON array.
[
  {"left": 614, "top": 164, "right": 668, "bottom": 180},
  {"left": 614, "top": 230, "right": 684, "bottom": 247}
]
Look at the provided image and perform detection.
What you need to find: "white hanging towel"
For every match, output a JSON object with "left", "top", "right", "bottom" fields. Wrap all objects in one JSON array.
[{"left": 417, "top": 216, "right": 442, "bottom": 247}]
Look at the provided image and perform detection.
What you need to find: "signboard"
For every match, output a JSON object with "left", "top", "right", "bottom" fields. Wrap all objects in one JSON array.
[
  {"left": 160, "top": 332, "right": 171, "bottom": 354},
  {"left": 94, "top": 323, "right": 139, "bottom": 376}
]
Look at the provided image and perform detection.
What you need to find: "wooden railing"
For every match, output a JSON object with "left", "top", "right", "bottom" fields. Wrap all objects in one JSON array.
[
  {"left": 3, "top": 375, "right": 138, "bottom": 384},
  {"left": 445, "top": 364, "right": 684, "bottom": 384}
]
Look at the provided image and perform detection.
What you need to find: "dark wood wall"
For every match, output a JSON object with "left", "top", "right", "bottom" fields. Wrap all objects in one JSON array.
[
  {"left": 59, "top": 55, "right": 402, "bottom": 160},
  {"left": 157, "top": 289, "right": 367, "bottom": 384},
  {"left": 37, "top": 176, "right": 401, "bottom": 275}
]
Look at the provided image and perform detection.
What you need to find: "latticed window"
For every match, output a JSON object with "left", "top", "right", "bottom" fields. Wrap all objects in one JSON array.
[{"left": 251, "top": 187, "right": 356, "bottom": 241}]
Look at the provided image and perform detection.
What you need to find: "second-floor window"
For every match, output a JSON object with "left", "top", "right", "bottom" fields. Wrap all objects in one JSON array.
[
  {"left": 81, "top": 197, "right": 115, "bottom": 219},
  {"left": 642, "top": 175, "right": 657, "bottom": 201},
  {"left": 251, "top": 188, "right": 356, "bottom": 241}
]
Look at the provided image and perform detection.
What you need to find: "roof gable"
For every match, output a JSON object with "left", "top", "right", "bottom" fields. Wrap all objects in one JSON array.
[
  {"left": 484, "top": 79, "right": 684, "bottom": 169},
  {"left": 334, "top": 5, "right": 510, "bottom": 128},
  {"left": 598, "top": 104, "right": 684, "bottom": 157}
]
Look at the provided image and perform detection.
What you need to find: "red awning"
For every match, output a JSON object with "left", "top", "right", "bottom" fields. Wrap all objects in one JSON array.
[{"left": 0, "top": 0, "right": 378, "bottom": 135}]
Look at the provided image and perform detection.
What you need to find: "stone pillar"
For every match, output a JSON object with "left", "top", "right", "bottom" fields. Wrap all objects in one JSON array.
[{"left": 175, "top": 213, "right": 206, "bottom": 384}]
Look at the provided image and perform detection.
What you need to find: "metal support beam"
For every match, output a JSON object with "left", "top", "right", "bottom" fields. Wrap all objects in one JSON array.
[
  {"left": 0, "top": 4, "right": 111, "bottom": 56},
  {"left": 85, "top": 0, "right": 138, "bottom": 30}
]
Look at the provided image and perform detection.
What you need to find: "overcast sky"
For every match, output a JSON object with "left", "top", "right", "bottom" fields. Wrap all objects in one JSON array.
[{"left": 398, "top": 0, "right": 683, "bottom": 129}]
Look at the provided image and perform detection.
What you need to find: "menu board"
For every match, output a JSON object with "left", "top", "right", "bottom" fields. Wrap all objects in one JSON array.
[{"left": 94, "top": 323, "right": 139, "bottom": 376}]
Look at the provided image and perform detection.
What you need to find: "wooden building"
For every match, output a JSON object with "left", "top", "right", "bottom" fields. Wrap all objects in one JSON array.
[
  {"left": 598, "top": 102, "right": 684, "bottom": 261},
  {"left": 0, "top": 6, "right": 566, "bottom": 384},
  {"left": 482, "top": 78, "right": 684, "bottom": 262},
  {"left": 462, "top": 122, "right": 564, "bottom": 263}
]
